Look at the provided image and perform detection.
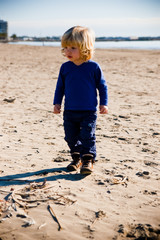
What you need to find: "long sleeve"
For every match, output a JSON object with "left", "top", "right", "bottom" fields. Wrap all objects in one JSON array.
[
  {"left": 95, "top": 65, "right": 108, "bottom": 106},
  {"left": 53, "top": 65, "right": 65, "bottom": 105}
]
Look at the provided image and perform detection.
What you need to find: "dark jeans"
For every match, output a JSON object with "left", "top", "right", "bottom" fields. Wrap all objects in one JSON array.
[{"left": 63, "top": 110, "right": 97, "bottom": 160}]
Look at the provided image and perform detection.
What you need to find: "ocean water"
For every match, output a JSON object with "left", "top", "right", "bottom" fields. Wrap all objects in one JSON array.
[
  {"left": 9, "top": 40, "right": 160, "bottom": 50},
  {"left": 95, "top": 40, "right": 160, "bottom": 50}
]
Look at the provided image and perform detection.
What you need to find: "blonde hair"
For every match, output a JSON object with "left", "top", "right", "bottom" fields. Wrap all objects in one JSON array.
[{"left": 61, "top": 26, "right": 95, "bottom": 61}]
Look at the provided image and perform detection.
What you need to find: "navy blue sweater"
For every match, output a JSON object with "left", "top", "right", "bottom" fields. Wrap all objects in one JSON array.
[{"left": 53, "top": 60, "right": 108, "bottom": 111}]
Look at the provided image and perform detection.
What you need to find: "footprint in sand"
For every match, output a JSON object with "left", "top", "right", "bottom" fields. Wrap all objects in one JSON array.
[{"left": 117, "top": 223, "right": 160, "bottom": 239}]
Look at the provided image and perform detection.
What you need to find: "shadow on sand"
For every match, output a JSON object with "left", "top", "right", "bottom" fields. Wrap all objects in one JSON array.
[{"left": 0, "top": 167, "right": 88, "bottom": 187}]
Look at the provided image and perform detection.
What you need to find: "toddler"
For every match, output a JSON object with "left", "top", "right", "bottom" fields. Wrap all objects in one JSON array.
[{"left": 53, "top": 26, "right": 108, "bottom": 174}]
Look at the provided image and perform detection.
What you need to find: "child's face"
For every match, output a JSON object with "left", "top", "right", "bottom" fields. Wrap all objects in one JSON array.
[{"left": 63, "top": 46, "right": 82, "bottom": 65}]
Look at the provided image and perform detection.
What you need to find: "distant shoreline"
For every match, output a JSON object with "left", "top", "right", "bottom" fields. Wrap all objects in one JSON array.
[
  {"left": 7, "top": 40, "right": 160, "bottom": 50},
  {"left": 4, "top": 38, "right": 160, "bottom": 43},
  {"left": 1, "top": 35, "right": 160, "bottom": 44}
]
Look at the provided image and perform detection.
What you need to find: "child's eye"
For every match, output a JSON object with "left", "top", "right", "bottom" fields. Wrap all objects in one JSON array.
[{"left": 71, "top": 47, "right": 76, "bottom": 50}]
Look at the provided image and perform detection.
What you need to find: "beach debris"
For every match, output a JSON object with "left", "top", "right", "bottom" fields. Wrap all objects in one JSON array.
[
  {"left": 22, "top": 217, "right": 36, "bottom": 227},
  {"left": 48, "top": 204, "right": 62, "bottom": 231},
  {"left": 11, "top": 192, "right": 38, "bottom": 209},
  {"left": 110, "top": 175, "right": 128, "bottom": 187},
  {"left": 0, "top": 199, "right": 9, "bottom": 215},
  {"left": 0, "top": 181, "right": 76, "bottom": 210},
  {"left": 13, "top": 185, "right": 76, "bottom": 207},
  {"left": 38, "top": 222, "right": 47, "bottom": 230},
  {"left": 0, "top": 180, "right": 76, "bottom": 229},
  {"left": 11, "top": 199, "right": 17, "bottom": 211},
  {"left": 3, "top": 98, "right": 16, "bottom": 103},
  {"left": 91, "top": 210, "right": 106, "bottom": 226},
  {"left": 0, "top": 199, "right": 13, "bottom": 222},
  {"left": 49, "top": 194, "right": 77, "bottom": 206},
  {"left": 16, "top": 213, "right": 27, "bottom": 218},
  {"left": 23, "top": 179, "right": 47, "bottom": 191}
]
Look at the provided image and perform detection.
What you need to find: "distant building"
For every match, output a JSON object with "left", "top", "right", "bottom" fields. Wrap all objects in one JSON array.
[{"left": 0, "top": 20, "right": 8, "bottom": 40}]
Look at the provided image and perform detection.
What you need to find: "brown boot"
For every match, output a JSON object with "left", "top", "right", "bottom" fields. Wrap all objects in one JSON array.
[
  {"left": 67, "top": 152, "right": 82, "bottom": 171},
  {"left": 80, "top": 154, "right": 94, "bottom": 175}
]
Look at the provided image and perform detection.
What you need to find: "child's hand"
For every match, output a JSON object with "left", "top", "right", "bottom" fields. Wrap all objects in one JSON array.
[
  {"left": 53, "top": 104, "right": 61, "bottom": 114},
  {"left": 99, "top": 105, "right": 108, "bottom": 114}
]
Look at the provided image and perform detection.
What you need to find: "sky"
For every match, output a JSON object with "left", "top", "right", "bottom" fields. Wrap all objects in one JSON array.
[{"left": 0, "top": 0, "right": 160, "bottom": 37}]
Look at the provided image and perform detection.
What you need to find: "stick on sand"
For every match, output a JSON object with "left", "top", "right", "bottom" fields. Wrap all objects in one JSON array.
[{"left": 48, "top": 204, "right": 62, "bottom": 231}]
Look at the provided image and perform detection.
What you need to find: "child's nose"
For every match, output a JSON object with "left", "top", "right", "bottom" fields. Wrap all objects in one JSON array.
[{"left": 67, "top": 48, "right": 72, "bottom": 52}]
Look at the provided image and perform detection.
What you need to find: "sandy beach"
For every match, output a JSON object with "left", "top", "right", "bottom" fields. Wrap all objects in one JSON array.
[{"left": 0, "top": 43, "right": 160, "bottom": 240}]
